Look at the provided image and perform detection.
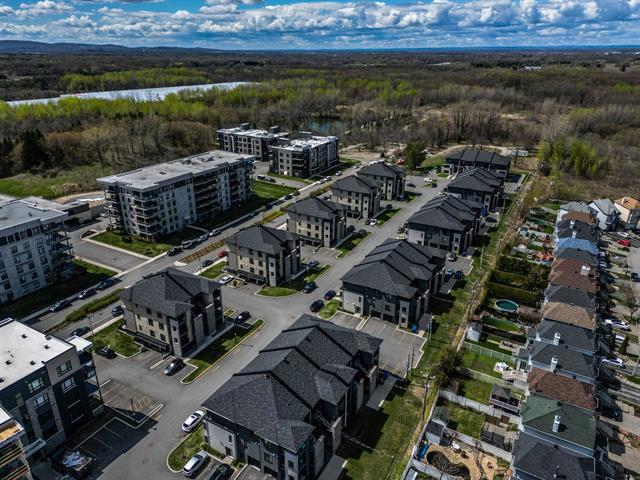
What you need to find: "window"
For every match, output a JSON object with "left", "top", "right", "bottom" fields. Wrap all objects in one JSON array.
[
  {"left": 160, "top": 334, "right": 166, "bottom": 341},
  {"left": 56, "top": 360, "right": 72, "bottom": 376},
  {"left": 148, "top": 318, "right": 154, "bottom": 326},
  {"left": 61, "top": 376, "right": 76, "bottom": 392},
  {"left": 150, "top": 330, "right": 156, "bottom": 338},
  {"left": 27, "top": 377, "right": 44, "bottom": 393},
  {"left": 34, "top": 393, "right": 49, "bottom": 409},
  {"left": 288, "top": 460, "right": 295, "bottom": 469}
]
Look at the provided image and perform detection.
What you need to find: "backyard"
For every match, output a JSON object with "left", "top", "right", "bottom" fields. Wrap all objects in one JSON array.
[
  {"left": 258, "top": 264, "right": 331, "bottom": 297},
  {"left": 89, "top": 319, "right": 140, "bottom": 357},
  {"left": 446, "top": 402, "right": 485, "bottom": 439},
  {"left": 456, "top": 376, "right": 494, "bottom": 405},
  {"left": 337, "top": 230, "right": 372, "bottom": 258},
  {"left": 461, "top": 349, "right": 504, "bottom": 378}
]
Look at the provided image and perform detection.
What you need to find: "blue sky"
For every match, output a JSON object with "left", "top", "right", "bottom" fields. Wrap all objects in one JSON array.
[{"left": 0, "top": 0, "right": 639, "bottom": 49}]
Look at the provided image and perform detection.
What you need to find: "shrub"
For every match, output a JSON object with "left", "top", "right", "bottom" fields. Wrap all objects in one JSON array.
[
  {"left": 64, "top": 289, "right": 123, "bottom": 324},
  {"left": 486, "top": 282, "right": 539, "bottom": 307}
]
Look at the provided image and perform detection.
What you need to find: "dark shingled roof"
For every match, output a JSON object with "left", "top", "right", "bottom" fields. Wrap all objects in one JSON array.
[
  {"left": 554, "top": 248, "right": 598, "bottom": 266},
  {"left": 446, "top": 168, "right": 502, "bottom": 193},
  {"left": 528, "top": 319, "right": 596, "bottom": 353},
  {"left": 120, "top": 268, "right": 218, "bottom": 318},
  {"left": 285, "top": 197, "right": 345, "bottom": 220},
  {"left": 332, "top": 175, "right": 378, "bottom": 194},
  {"left": 408, "top": 195, "right": 480, "bottom": 231},
  {"left": 226, "top": 224, "right": 298, "bottom": 255},
  {"left": 527, "top": 342, "right": 596, "bottom": 380},
  {"left": 544, "top": 285, "right": 597, "bottom": 311},
  {"left": 548, "top": 269, "right": 597, "bottom": 293},
  {"left": 202, "top": 315, "right": 382, "bottom": 452},
  {"left": 556, "top": 219, "right": 599, "bottom": 243},
  {"left": 358, "top": 162, "right": 405, "bottom": 178},
  {"left": 341, "top": 238, "right": 444, "bottom": 299},
  {"left": 512, "top": 432, "right": 596, "bottom": 480},
  {"left": 446, "top": 149, "right": 512, "bottom": 168}
]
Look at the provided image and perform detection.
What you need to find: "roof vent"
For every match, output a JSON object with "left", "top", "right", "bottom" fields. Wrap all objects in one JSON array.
[
  {"left": 553, "top": 332, "right": 561, "bottom": 346},
  {"left": 0, "top": 378, "right": 4, "bottom": 383},
  {"left": 570, "top": 220, "right": 576, "bottom": 229},
  {"left": 580, "top": 265, "right": 591, "bottom": 276},
  {"left": 44, "top": 344, "right": 50, "bottom": 349},
  {"left": 552, "top": 415, "right": 561, "bottom": 433},
  {"left": 572, "top": 230, "right": 577, "bottom": 238},
  {"left": 30, "top": 360, "right": 35, "bottom": 365},
  {"left": 45, "top": 335, "right": 51, "bottom": 341},
  {"left": 21, "top": 333, "right": 27, "bottom": 338},
  {"left": 550, "top": 356, "right": 558, "bottom": 372},
  {"left": 5, "top": 360, "right": 11, "bottom": 365}
]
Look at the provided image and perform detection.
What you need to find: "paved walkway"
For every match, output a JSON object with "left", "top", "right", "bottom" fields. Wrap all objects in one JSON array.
[{"left": 366, "top": 376, "right": 397, "bottom": 410}]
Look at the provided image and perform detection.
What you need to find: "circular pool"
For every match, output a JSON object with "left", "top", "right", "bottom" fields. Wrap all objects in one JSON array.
[{"left": 495, "top": 299, "right": 519, "bottom": 313}]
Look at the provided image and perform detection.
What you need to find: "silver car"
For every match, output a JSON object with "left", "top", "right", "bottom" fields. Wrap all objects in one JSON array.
[{"left": 183, "top": 450, "right": 207, "bottom": 478}]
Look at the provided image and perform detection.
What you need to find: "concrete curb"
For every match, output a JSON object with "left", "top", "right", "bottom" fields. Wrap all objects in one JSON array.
[{"left": 84, "top": 235, "right": 151, "bottom": 260}]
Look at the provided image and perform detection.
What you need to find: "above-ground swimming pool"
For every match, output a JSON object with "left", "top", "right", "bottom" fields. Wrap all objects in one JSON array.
[{"left": 495, "top": 299, "right": 519, "bottom": 313}]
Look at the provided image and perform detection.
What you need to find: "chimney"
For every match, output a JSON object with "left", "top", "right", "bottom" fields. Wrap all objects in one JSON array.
[
  {"left": 580, "top": 265, "right": 591, "bottom": 276},
  {"left": 570, "top": 220, "right": 576, "bottom": 229},
  {"left": 552, "top": 415, "right": 561, "bottom": 433},
  {"left": 550, "top": 356, "right": 558, "bottom": 372},
  {"left": 553, "top": 332, "right": 561, "bottom": 346},
  {"left": 572, "top": 230, "right": 577, "bottom": 238}
]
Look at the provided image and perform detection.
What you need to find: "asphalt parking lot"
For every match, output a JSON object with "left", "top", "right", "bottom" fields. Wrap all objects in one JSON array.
[
  {"left": 100, "top": 377, "right": 163, "bottom": 420},
  {"left": 236, "top": 465, "right": 272, "bottom": 480}
]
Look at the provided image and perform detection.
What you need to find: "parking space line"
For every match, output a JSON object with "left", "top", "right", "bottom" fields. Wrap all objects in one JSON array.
[
  {"left": 150, "top": 356, "right": 172, "bottom": 370},
  {"left": 103, "top": 426, "right": 125, "bottom": 440}
]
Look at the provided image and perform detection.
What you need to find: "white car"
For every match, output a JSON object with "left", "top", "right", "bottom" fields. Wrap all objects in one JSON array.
[
  {"left": 368, "top": 219, "right": 378, "bottom": 226},
  {"left": 182, "top": 410, "right": 204, "bottom": 433},
  {"left": 183, "top": 450, "right": 207, "bottom": 477},
  {"left": 601, "top": 357, "right": 625, "bottom": 369},
  {"left": 219, "top": 275, "right": 233, "bottom": 285},
  {"left": 424, "top": 177, "right": 432, "bottom": 182},
  {"left": 618, "top": 232, "right": 630, "bottom": 238},
  {"left": 604, "top": 318, "right": 631, "bottom": 331}
]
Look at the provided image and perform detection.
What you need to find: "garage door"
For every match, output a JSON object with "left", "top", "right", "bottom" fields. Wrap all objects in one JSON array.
[{"left": 247, "top": 456, "right": 261, "bottom": 469}]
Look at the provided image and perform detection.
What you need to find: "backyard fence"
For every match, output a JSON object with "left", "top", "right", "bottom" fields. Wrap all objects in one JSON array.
[
  {"left": 442, "top": 427, "right": 513, "bottom": 463},
  {"left": 458, "top": 367, "right": 528, "bottom": 392},
  {"left": 462, "top": 341, "right": 517, "bottom": 364},
  {"left": 439, "top": 390, "right": 521, "bottom": 424}
]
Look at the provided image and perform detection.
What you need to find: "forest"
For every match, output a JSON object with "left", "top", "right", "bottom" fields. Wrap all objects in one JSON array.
[{"left": 0, "top": 49, "right": 639, "bottom": 200}]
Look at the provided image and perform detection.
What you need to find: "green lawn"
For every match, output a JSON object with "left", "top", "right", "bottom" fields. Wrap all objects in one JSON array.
[
  {"left": 49, "top": 288, "right": 124, "bottom": 333},
  {"left": 482, "top": 316, "right": 520, "bottom": 332},
  {"left": 446, "top": 403, "right": 485, "bottom": 439},
  {"left": 337, "top": 231, "right": 371, "bottom": 258},
  {"left": 461, "top": 350, "right": 502, "bottom": 378},
  {"left": 91, "top": 230, "right": 173, "bottom": 257},
  {"left": 89, "top": 319, "right": 139, "bottom": 357},
  {"left": 166, "top": 424, "right": 224, "bottom": 471},
  {"left": 421, "top": 156, "right": 445, "bottom": 170},
  {"left": 182, "top": 320, "right": 264, "bottom": 383},
  {"left": 258, "top": 265, "right": 331, "bottom": 297},
  {"left": 267, "top": 171, "right": 313, "bottom": 184},
  {"left": 541, "top": 201, "right": 561, "bottom": 211},
  {"left": 318, "top": 299, "right": 340, "bottom": 319},
  {"left": 457, "top": 376, "right": 494, "bottom": 404},
  {"left": 200, "top": 261, "right": 227, "bottom": 280},
  {"left": 403, "top": 191, "right": 419, "bottom": 203},
  {"left": 376, "top": 208, "right": 400, "bottom": 226},
  {"left": 437, "top": 172, "right": 449, "bottom": 178},
  {"left": 0, "top": 259, "right": 116, "bottom": 320}
]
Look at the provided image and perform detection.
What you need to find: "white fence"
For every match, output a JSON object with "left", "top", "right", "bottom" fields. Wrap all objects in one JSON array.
[
  {"left": 459, "top": 367, "right": 528, "bottom": 392},
  {"left": 463, "top": 341, "right": 516, "bottom": 364},
  {"left": 439, "top": 389, "right": 521, "bottom": 424},
  {"left": 442, "top": 427, "right": 513, "bottom": 462}
]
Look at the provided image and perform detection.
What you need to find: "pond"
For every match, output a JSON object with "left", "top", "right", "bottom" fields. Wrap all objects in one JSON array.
[
  {"left": 302, "top": 117, "right": 348, "bottom": 135},
  {"left": 495, "top": 299, "right": 519, "bottom": 313},
  {"left": 426, "top": 451, "right": 471, "bottom": 480}
]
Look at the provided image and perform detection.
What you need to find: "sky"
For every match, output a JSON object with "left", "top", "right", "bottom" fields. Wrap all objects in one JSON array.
[{"left": 0, "top": 0, "right": 639, "bottom": 50}]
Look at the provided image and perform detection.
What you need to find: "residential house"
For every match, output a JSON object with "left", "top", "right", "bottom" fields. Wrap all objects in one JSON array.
[
  {"left": 406, "top": 195, "right": 481, "bottom": 254},
  {"left": 543, "top": 285, "right": 598, "bottom": 312},
  {"left": 560, "top": 211, "right": 597, "bottom": 227},
  {"left": 226, "top": 225, "right": 301, "bottom": 286},
  {"left": 444, "top": 167, "right": 504, "bottom": 212},
  {"left": 558, "top": 201, "right": 595, "bottom": 224},
  {"left": 285, "top": 197, "right": 346, "bottom": 248},
  {"left": 554, "top": 248, "right": 598, "bottom": 267},
  {"left": 217, "top": 124, "right": 289, "bottom": 162},
  {"left": 556, "top": 219, "right": 600, "bottom": 244},
  {"left": 540, "top": 302, "right": 597, "bottom": 331},
  {"left": 202, "top": 315, "right": 382, "bottom": 480},
  {"left": 341, "top": 239, "right": 444, "bottom": 327},
  {"left": 331, "top": 175, "right": 380, "bottom": 219},
  {"left": 0, "top": 407, "right": 32, "bottom": 480},
  {"left": 526, "top": 319, "right": 597, "bottom": 356},
  {"left": 548, "top": 269, "right": 598, "bottom": 294},
  {"left": 588, "top": 199, "right": 619, "bottom": 231},
  {"left": 120, "top": 268, "right": 224, "bottom": 357},
  {"left": 555, "top": 237, "right": 599, "bottom": 255},
  {"left": 614, "top": 196, "right": 640, "bottom": 230},
  {"left": 517, "top": 341, "right": 597, "bottom": 385},
  {"left": 270, "top": 133, "right": 338, "bottom": 178},
  {"left": 443, "top": 149, "right": 511, "bottom": 179},
  {"left": 357, "top": 162, "right": 406, "bottom": 201},
  {"left": 526, "top": 368, "right": 596, "bottom": 412}
]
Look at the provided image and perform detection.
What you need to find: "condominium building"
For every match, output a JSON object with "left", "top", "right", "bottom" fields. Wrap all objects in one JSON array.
[
  {"left": 98, "top": 151, "right": 254, "bottom": 241},
  {"left": 217, "top": 124, "right": 289, "bottom": 162},
  {"left": 270, "top": 132, "right": 339, "bottom": 178},
  {"left": 285, "top": 197, "right": 347, "bottom": 247},
  {"left": 0, "top": 199, "right": 74, "bottom": 305},
  {"left": 0, "top": 408, "right": 32, "bottom": 480}
]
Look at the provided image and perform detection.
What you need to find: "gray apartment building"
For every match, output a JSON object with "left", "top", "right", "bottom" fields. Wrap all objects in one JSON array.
[
  {"left": 357, "top": 162, "right": 406, "bottom": 201},
  {"left": 270, "top": 132, "right": 339, "bottom": 178},
  {"left": 0, "top": 318, "right": 96, "bottom": 459},
  {"left": 98, "top": 150, "right": 254, "bottom": 241},
  {"left": 285, "top": 197, "right": 346, "bottom": 247},
  {"left": 120, "top": 268, "right": 224, "bottom": 357},
  {"left": 444, "top": 167, "right": 504, "bottom": 212},
  {"left": 217, "top": 124, "right": 289, "bottom": 162},
  {"left": 226, "top": 225, "right": 301, "bottom": 286},
  {"left": 0, "top": 198, "right": 74, "bottom": 305},
  {"left": 443, "top": 148, "right": 512, "bottom": 179},
  {"left": 331, "top": 175, "right": 381, "bottom": 219},
  {"left": 202, "top": 315, "right": 381, "bottom": 480}
]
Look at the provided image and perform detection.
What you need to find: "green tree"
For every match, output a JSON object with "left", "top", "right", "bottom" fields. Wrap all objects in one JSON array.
[
  {"left": 404, "top": 142, "right": 425, "bottom": 170},
  {"left": 432, "top": 346, "right": 462, "bottom": 390},
  {"left": 20, "top": 130, "right": 49, "bottom": 172}
]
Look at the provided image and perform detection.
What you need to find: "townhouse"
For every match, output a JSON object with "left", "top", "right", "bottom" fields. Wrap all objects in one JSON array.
[
  {"left": 543, "top": 284, "right": 599, "bottom": 312},
  {"left": 614, "top": 196, "right": 640, "bottom": 230},
  {"left": 284, "top": 197, "right": 346, "bottom": 248},
  {"left": 270, "top": 133, "right": 338, "bottom": 178},
  {"left": 589, "top": 198, "right": 619, "bottom": 231},
  {"left": 356, "top": 162, "right": 406, "bottom": 201},
  {"left": 442, "top": 148, "right": 512, "bottom": 179},
  {"left": 444, "top": 167, "right": 504, "bottom": 212},
  {"left": 526, "top": 368, "right": 597, "bottom": 412},
  {"left": 217, "top": 124, "right": 289, "bottom": 161},
  {"left": 331, "top": 175, "right": 380, "bottom": 219}
]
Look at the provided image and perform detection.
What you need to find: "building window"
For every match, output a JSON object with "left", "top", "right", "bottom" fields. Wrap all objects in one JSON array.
[
  {"left": 288, "top": 460, "right": 294, "bottom": 469},
  {"left": 148, "top": 318, "right": 154, "bottom": 326},
  {"left": 150, "top": 330, "right": 156, "bottom": 338},
  {"left": 61, "top": 376, "right": 76, "bottom": 392},
  {"left": 56, "top": 360, "right": 72, "bottom": 376},
  {"left": 27, "top": 377, "right": 44, "bottom": 393},
  {"left": 34, "top": 393, "right": 49, "bottom": 409},
  {"left": 160, "top": 334, "right": 166, "bottom": 341}
]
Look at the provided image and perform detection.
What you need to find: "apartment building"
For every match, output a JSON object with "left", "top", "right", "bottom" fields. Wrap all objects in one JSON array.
[
  {"left": 357, "top": 162, "right": 406, "bottom": 201},
  {"left": 331, "top": 175, "right": 380, "bottom": 219},
  {"left": 120, "top": 268, "right": 224, "bottom": 357},
  {"left": 0, "top": 408, "right": 32, "bottom": 480},
  {"left": 0, "top": 318, "right": 95, "bottom": 458},
  {"left": 285, "top": 197, "right": 347, "bottom": 247},
  {"left": 202, "top": 315, "right": 381, "bottom": 480},
  {"left": 0, "top": 198, "right": 74, "bottom": 305},
  {"left": 98, "top": 150, "right": 254, "bottom": 241},
  {"left": 217, "top": 124, "right": 289, "bottom": 162},
  {"left": 443, "top": 149, "right": 512, "bottom": 179},
  {"left": 445, "top": 167, "right": 504, "bottom": 212},
  {"left": 270, "top": 132, "right": 338, "bottom": 178},
  {"left": 226, "top": 225, "right": 301, "bottom": 286}
]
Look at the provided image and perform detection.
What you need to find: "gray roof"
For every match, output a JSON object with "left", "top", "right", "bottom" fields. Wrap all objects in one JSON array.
[
  {"left": 341, "top": 238, "right": 444, "bottom": 298},
  {"left": 408, "top": 195, "right": 480, "bottom": 231},
  {"left": 0, "top": 198, "right": 67, "bottom": 231},
  {"left": 529, "top": 319, "right": 596, "bottom": 352},
  {"left": 512, "top": 432, "right": 595, "bottom": 480},
  {"left": 446, "top": 149, "right": 511, "bottom": 168},
  {"left": 120, "top": 268, "right": 219, "bottom": 318},
  {"left": 285, "top": 197, "right": 344, "bottom": 220},
  {"left": 544, "top": 285, "right": 597, "bottom": 311},
  {"left": 560, "top": 201, "right": 594, "bottom": 215},
  {"left": 358, "top": 162, "right": 404, "bottom": 178},
  {"left": 555, "top": 248, "right": 598, "bottom": 266},
  {"left": 226, "top": 225, "right": 298, "bottom": 255},
  {"left": 556, "top": 220, "right": 599, "bottom": 243},
  {"left": 446, "top": 168, "right": 502, "bottom": 193},
  {"left": 590, "top": 198, "right": 617, "bottom": 216},
  {"left": 331, "top": 175, "right": 377, "bottom": 194},
  {"left": 528, "top": 342, "right": 596, "bottom": 380},
  {"left": 202, "top": 315, "right": 381, "bottom": 452}
]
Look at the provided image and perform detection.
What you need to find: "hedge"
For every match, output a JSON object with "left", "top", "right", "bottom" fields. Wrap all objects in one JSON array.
[
  {"left": 486, "top": 282, "right": 539, "bottom": 308},
  {"left": 490, "top": 270, "right": 527, "bottom": 289},
  {"left": 64, "top": 289, "right": 124, "bottom": 324}
]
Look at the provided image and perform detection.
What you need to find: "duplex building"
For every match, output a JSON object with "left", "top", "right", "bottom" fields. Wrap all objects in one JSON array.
[
  {"left": 0, "top": 198, "right": 74, "bottom": 305},
  {"left": 217, "top": 124, "right": 289, "bottom": 162},
  {"left": 357, "top": 162, "right": 406, "bottom": 201},
  {"left": 120, "top": 268, "right": 224, "bottom": 357},
  {"left": 202, "top": 315, "right": 381, "bottom": 480},
  {"left": 341, "top": 239, "right": 444, "bottom": 326},
  {"left": 270, "top": 133, "right": 338, "bottom": 178},
  {"left": 0, "top": 408, "right": 32, "bottom": 480},
  {"left": 98, "top": 150, "right": 254, "bottom": 241},
  {"left": 544, "top": 284, "right": 598, "bottom": 312},
  {"left": 526, "top": 319, "right": 597, "bottom": 357},
  {"left": 0, "top": 318, "right": 95, "bottom": 458},
  {"left": 614, "top": 196, "right": 640, "bottom": 230},
  {"left": 226, "top": 225, "right": 301, "bottom": 286},
  {"left": 443, "top": 149, "right": 511, "bottom": 179},
  {"left": 517, "top": 341, "right": 597, "bottom": 385},
  {"left": 588, "top": 198, "right": 619, "bottom": 231},
  {"left": 285, "top": 197, "right": 346, "bottom": 247},
  {"left": 445, "top": 168, "right": 503, "bottom": 212},
  {"left": 556, "top": 219, "right": 600, "bottom": 244},
  {"left": 331, "top": 175, "right": 380, "bottom": 219},
  {"left": 406, "top": 195, "right": 481, "bottom": 254}
]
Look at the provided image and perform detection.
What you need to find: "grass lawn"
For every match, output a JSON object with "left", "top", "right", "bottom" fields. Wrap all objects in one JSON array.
[
  {"left": 541, "top": 201, "right": 561, "bottom": 211},
  {"left": 183, "top": 320, "right": 264, "bottom": 383},
  {"left": 482, "top": 316, "right": 520, "bottom": 332},
  {"left": 91, "top": 230, "right": 173, "bottom": 257},
  {"left": 318, "top": 299, "right": 340, "bottom": 319},
  {"left": 437, "top": 172, "right": 449, "bottom": 178},
  {"left": 0, "top": 259, "right": 116, "bottom": 320},
  {"left": 166, "top": 424, "right": 224, "bottom": 471},
  {"left": 89, "top": 319, "right": 139, "bottom": 357},
  {"left": 49, "top": 288, "right": 124, "bottom": 333},
  {"left": 337, "top": 231, "right": 371, "bottom": 258},
  {"left": 200, "top": 261, "right": 227, "bottom": 280},
  {"left": 376, "top": 208, "right": 400, "bottom": 226},
  {"left": 461, "top": 350, "right": 502, "bottom": 378},
  {"left": 403, "top": 191, "right": 419, "bottom": 203},
  {"left": 267, "top": 171, "right": 313, "bottom": 184},
  {"left": 457, "top": 376, "right": 494, "bottom": 404},
  {"left": 258, "top": 265, "right": 331, "bottom": 297},
  {"left": 421, "top": 155, "right": 445, "bottom": 170},
  {"left": 446, "top": 403, "right": 485, "bottom": 439}
]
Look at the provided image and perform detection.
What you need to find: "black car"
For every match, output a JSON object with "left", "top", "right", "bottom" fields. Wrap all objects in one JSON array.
[
  {"left": 95, "top": 346, "right": 116, "bottom": 359},
  {"left": 49, "top": 299, "right": 71, "bottom": 312},
  {"left": 167, "top": 246, "right": 182, "bottom": 256},
  {"left": 303, "top": 281, "right": 317, "bottom": 293},
  {"left": 407, "top": 182, "right": 416, "bottom": 188},
  {"left": 70, "top": 326, "right": 91, "bottom": 337},
  {"left": 77, "top": 288, "right": 96, "bottom": 300},
  {"left": 235, "top": 311, "right": 251, "bottom": 323},
  {"left": 310, "top": 300, "right": 324, "bottom": 313},
  {"left": 284, "top": 194, "right": 293, "bottom": 200},
  {"left": 324, "top": 290, "right": 336, "bottom": 300},
  {"left": 111, "top": 305, "right": 124, "bottom": 316},
  {"left": 202, "top": 259, "right": 214, "bottom": 267},
  {"left": 96, "top": 278, "right": 117, "bottom": 290},
  {"left": 164, "top": 358, "right": 185, "bottom": 375},
  {"left": 208, "top": 464, "right": 232, "bottom": 480},
  {"left": 632, "top": 272, "right": 640, "bottom": 282}
]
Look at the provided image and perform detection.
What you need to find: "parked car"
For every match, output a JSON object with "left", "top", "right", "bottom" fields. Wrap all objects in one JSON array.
[
  {"left": 218, "top": 250, "right": 228, "bottom": 258},
  {"left": 601, "top": 406, "right": 622, "bottom": 420},
  {"left": 70, "top": 326, "right": 91, "bottom": 337},
  {"left": 604, "top": 318, "right": 631, "bottom": 331},
  {"left": 208, "top": 464, "right": 232, "bottom": 480},
  {"left": 95, "top": 346, "right": 116, "bottom": 359},
  {"left": 202, "top": 259, "right": 214, "bottom": 267},
  {"left": 485, "top": 217, "right": 497, "bottom": 224},
  {"left": 454, "top": 270, "right": 464, "bottom": 280},
  {"left": 397, "top": 226, "right": 405, "bottom": 234},
  {"left": 267, "top": 177, "right": 277, "bottom": 183},
  {"left": 303, "top": 281, "right": 317, "bottom": 293},
  {"left": 368, "top": 219, "right": 378, "bottom": 226},
  {"left": 324, "top": 290, "right": 336, "bottom": 300},
  {"left": 181, "top": 240, "right": 194, "bottom": 249},
  {"left": 49, "top": 299, "right": 71, "bottom": 312},
  {"left": 209, "top": 229, "right": 221, "bottom": 237},
  {"left": 618, "top": 232, "right": 630, "bottom": 238},
  {"left": 617, "top": 239, "right": 631, "bottom": 247},
  {"left": 601, "top": 357, "right": 625, "bottom": 369},
  {"left": 77, "top": 288, "right": 96, "bottom": 300},
  {"left": 431, "top": 182, "right": 438, "bottom": 187},
  {"left": 111, "top": 305, "right": 124, "bottom": 316},
  {"left": 423, "top": 177, "right": 432, "bottom": 182},
  {"left": 164, "top": 358, "right": 185, "bottom": 375},
  {"left": 407, "top": 182, "right": 416, "bottom": 188},
  {"left": 335, "top": 171, "right": 342, "bottom": 176},
  {"left": 284, "top": 194, "right": 293, "bottom": 200},
  {"left": 444, "top": 268, "right": 454, "bottom": 281},
  {"left": 218, "top": 275, "right": 233, "bottom": 285},
  {"left": 235, "top": 311, "right": 251, "bottom": 323},
  {"left": 632, "top": 272, "right": 640, "bottom": 282},
  {"left": 183, "top": 450, "right": 208, "bottom": 478},
  {"left": 447, "top": 252, "right": 457, "bottom": 262},
  {"left": 310, "top": 300, "right": 324, "bottom": 313},
  {"left": 307, "top": 260, "right": 320, "bottom": 269},
  {"left": 182, "top": 411, "right": 205, "bottom": 433},
  {"left": 167, "top": 247, "right": 182, "bottom": 256},
  {"left": 96, "top": 278, "right": 117, "bottom": 290}
]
